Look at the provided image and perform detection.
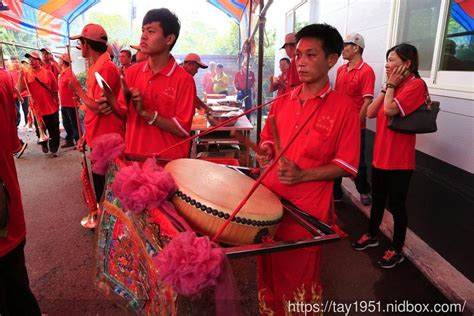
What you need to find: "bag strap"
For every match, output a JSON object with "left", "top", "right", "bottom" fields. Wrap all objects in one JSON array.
[
  {"left": 34, "top": 77, "right": 55, "bottom": 99},
  {"left": 420, "top": 79, "right": 433, "bottom": 109}
]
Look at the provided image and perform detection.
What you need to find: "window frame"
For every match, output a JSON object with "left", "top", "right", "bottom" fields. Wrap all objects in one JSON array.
[
  {"left": 390, "top": 0, "right": 474, "bottom": 99},
  {"left": 285, "top": 0, "right": 308, "bottom": 33}
]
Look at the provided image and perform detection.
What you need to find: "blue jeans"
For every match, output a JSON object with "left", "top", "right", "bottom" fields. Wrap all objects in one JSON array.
[{"left": 237, "top": 89, "right": 253, "bottom": 112}]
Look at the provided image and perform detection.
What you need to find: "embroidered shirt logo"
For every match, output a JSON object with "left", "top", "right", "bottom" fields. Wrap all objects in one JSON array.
[{"left": 314, "top": 115, "right": 334, "bottom": 137}]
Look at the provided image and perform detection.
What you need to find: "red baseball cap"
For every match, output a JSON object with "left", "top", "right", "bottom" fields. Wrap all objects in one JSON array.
[
  {"left": 184, "top": 53, "right": 208, "bottom": 68},
  {"left": 70, "top": 23, "right": 108, "bottom": 44},
  {"left": 25, "top": 52, "right": 41, "bottom": 60},
  {"left": 40, "top": 47, "right": 52, "bottom": 54}
]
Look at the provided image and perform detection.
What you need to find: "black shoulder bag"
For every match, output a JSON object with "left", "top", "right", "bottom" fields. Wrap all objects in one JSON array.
[{"left": 388, "top": 81, "right": 440, "bottom": 134}]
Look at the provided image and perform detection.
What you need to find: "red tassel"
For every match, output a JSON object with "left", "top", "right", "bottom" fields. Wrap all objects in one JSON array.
[{"left": 81, "top": 167, "right": 97, "bottom": 212}]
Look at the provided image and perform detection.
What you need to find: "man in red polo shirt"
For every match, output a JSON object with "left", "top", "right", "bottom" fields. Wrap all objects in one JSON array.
[
  {"left": 269, "top": 57, "right": 290, "bottom": 96},
  {"left": 256, "top": 24, "right": 360, "bottom": 315},
  {"left": 70, "top": 23, "right": 125, "bottom": 202},
  {"left": 102, "top": 8, "right": 196, "bottom": 160},
  {"left": 234, "top": 60, "right": 255, "bottom": 114},
  {"left": 182, "top": 53, "right": 210, "bottom": 113},
  {"left": 18, "top": 51, "right": 60, "bottom": 157},
  {"left": 40, "top": 48, "right": 60, "bottom": 79},
  {"left": 0, "top": 68, "right": 41, "bottom": 316},
  {"left": 281, "top": 32, "right": 301, "bottom": 89},
  {"left": 333, "top": 33, "right": 375, "bottom": 205},
  {"left": 58, "top": 53, "right": 79, "bottom": 148}
]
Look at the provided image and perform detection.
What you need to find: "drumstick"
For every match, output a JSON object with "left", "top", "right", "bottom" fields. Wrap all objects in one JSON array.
[
  {"left": 268, "top": 115, "right": 288, "bottom": 164},
  {"left": 230, "top": 131, "right": 265, "bottom": 155}
]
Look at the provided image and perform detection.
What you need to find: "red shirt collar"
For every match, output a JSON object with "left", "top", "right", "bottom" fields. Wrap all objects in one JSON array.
[
  {"left": 398, "top": 73, "right": 416, "bottom": 89},
  {"left": 343, "top": 58, "right": 365, "bottom": 71},
  {"left": 289, "top": 82, "right": 332, "bottom": 101},
  {"left": 141, "top": 55, "right": 178, "bottom": 77}
]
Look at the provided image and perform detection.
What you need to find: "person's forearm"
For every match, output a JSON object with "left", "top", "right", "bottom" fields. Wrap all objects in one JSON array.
[
  {"left": 367, "top": 93, "right": 384, "bottom": 118},
  {"left": 383, "top": 86, "right": 400, "bottom": 116},
  {"left": 300, "top": 163, "right": 351, "bottom": 182},
  {"left": 74, "top": 87, "right": 99, "bottom": 111},
  {"left": 359, "top": 97, "right": 373, "bottom": 122},
  {"left": 140, "top": 110, "right": 188, "bottom": 137}
]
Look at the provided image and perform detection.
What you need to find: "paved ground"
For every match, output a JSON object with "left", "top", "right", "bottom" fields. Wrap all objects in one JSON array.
[{"left": 15, "top": 130, "right": 461, "bottom": 315}]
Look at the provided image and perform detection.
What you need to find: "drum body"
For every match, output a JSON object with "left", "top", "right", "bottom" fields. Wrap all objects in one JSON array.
[{"left": 165, "top": 159, "right": 283, "bottom": 245}]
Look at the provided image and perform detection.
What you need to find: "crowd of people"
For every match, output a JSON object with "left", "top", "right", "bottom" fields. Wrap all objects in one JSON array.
[{"left": 0, "top": 6, "right": 429, "bottom": 315}]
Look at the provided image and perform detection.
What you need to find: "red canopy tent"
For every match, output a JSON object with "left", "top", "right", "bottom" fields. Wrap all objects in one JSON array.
[{"left": 0, "top": 0, "right": 100, "bottom": 43}]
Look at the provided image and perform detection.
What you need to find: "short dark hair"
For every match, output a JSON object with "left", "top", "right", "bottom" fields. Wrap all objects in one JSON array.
[
  {"left": 216, "top": 63, "right": 224, "bottom": 68},
  {"left": 386, "top": 43, "right": 420, "bottom": 78},
  {"left": 295, "top": 23, "right": 343, "bottom": 57},
  {"left": 120, "top": 49, "right": 131, "bottom": 58},
  {"left": 142, "top": 8, "right": 180, "bottom": 50},
  {"left": 131, "top": 54, "right": 137, "bottom": 63},
  {"left": 279, "top": 57, "right": 290, "bottom": 64},
  {"left": 80, "top": 38, "right": 107, "bottom": 54}
]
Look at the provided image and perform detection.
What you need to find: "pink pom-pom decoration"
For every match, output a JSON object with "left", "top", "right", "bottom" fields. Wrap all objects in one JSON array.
[
  {"left": 154, "top": 231, "right": 225, "bottom": 296},
  {"left": 90, "top": 133, "right": 125, "bottom": 175},
  {"left": 112, "top": 158, "right": 177, "bottom": 214}
]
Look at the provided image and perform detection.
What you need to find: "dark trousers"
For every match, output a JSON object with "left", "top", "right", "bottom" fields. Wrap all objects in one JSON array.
[
  {"left": 92, "top": 171, "right": 105, "bottom": 203},
  {"left": 368, "top": 167, "right": 413, "bottom": 252},
  {"left": 61, "top": 107, "right": 79, "bottom": 142},
  {"left": 237, "top": 89, "right": 253, "bottom": 121},
  {"left": 41, "top": 111, "right": 60, "bottom": 153},
  {"left": 0, "top": 240, "right": 41, "bottom": 316},
  {"left": 15, "top": 97, "right": 29, "bottom": 127},
  {"left": 334, "top": 129, "right": 371, "bottom": 195}
]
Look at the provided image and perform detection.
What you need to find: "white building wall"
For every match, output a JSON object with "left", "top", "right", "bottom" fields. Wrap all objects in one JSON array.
[{"left": 273, "top": 0, "right": 474, "bottom": 173}]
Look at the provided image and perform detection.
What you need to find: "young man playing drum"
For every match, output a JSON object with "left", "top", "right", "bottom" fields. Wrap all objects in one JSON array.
[
  {"left": 101, "top": 8, "right": 196, "bottom": 160},
  {"left": 256, "top": 24, "right": 360, "bottom": 315}
]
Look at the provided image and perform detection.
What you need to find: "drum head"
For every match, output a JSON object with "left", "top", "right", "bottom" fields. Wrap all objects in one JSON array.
[{"left": 165, "top": 159, "right": 283, "bottom": 221}]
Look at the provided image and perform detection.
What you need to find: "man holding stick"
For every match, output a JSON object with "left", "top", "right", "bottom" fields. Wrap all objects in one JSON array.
[
  {"left": 100, "top": 8, "right": 196, "bottom": 160},
  {"left": 69, "top": 23, "right": 125, "bottom": 201},
  {"left": 18, "top": 52, "right": 60, "bottom": 157},
  {"left": 256, "top": 24, "right": 360, "bottom": 314}
]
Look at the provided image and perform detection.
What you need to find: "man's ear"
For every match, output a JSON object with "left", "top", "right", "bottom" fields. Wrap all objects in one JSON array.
[
  {"left": 328, "top": 53, "right": 339, "bottom": 68},
  {"left": 166, "top": 34, "right": 177, "bottom": 48}
]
